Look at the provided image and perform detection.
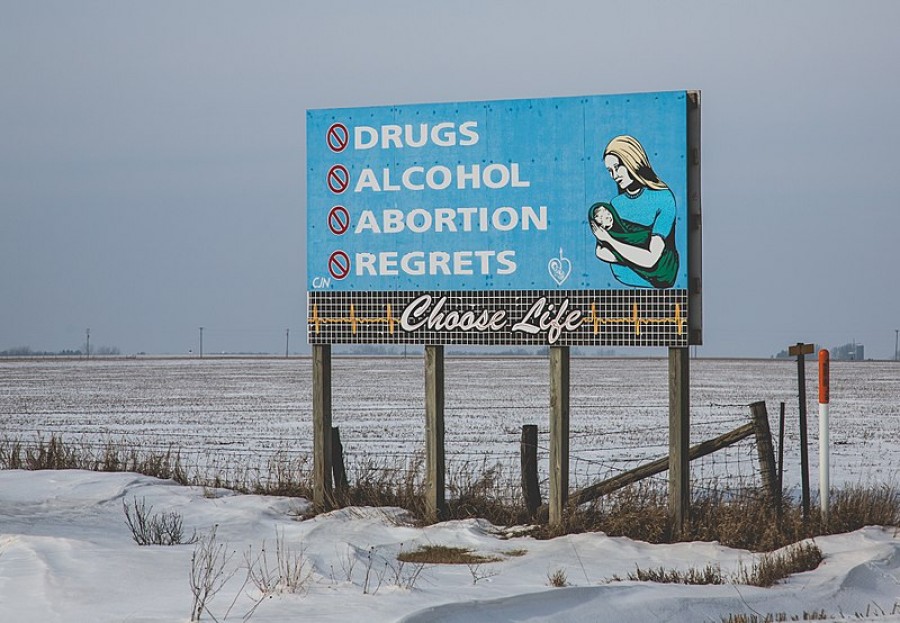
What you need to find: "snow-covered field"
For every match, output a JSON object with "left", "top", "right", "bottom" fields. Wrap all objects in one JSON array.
[
  {"left": 2, "top": 356, "right": 899, "bottom": 491},
  {"left": 1, "top": 357, "right": 899, "bottom": 622}
]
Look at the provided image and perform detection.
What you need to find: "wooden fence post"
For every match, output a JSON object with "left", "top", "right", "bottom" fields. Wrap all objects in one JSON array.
[
  {"left": 520, "top": 424, "right": 541, "bottom": 517},
  {"left": 777, "top": 401, "right": 786, "bottom": 493},
  {"left": 425, "top": 345, "right": 446, "bottom": 522},
  {"left": 331, "top": 426, "right": 349, "bottom": 496},
  {"left": 549, "top": 346, "right": 570, "bottom": 527},
  {"left": 312, "top": 344, "right": 333, "bottom": 511},
  {"left": 750, "top": 401, "right": 779, "bottom": 507},
  {"left": 789, "top": 342, "right": 813, "bottom": 522}
]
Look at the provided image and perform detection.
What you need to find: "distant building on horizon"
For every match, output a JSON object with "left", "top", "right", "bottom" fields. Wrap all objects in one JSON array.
[
  {"left": 831, "top": 342, "right": 865, "bottom": 361},
  {"left": 772, "top": 342, "right": 867, "bottom": 361}
]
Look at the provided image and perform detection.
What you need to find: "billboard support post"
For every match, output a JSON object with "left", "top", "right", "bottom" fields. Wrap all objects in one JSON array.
[
  {"left": 312, "top": 344, "right": 333, "bottom": 511},
  {"left": 668, "top": 347, "right": 690, "bottom": 538},
  {"left": 425, "top": 345, "right": 446, "bottom": 521},
  {"left": 549, "top": 346, "right": 570, "bottom": 527}
]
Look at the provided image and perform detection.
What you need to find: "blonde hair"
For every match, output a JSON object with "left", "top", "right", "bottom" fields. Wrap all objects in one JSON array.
[{"left": 603, "top": 135, "right": 667, "bottom": 191}]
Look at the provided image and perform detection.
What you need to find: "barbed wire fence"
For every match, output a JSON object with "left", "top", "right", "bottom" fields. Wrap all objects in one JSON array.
[
  {"left": 1, "top": 357, "right": 846, "bottom": 513},
  {"left": 1, "top": 400, "right": 771, "bottom": 512}
]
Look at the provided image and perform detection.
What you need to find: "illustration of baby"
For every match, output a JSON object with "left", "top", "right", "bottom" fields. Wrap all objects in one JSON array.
[{"left": 590, "top": 204, "right": 614, "bottom": 230}]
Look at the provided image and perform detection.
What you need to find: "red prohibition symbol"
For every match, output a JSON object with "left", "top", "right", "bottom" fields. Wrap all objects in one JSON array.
[
  {"left": 328, "top": 205, "right": 350, "bottom": 236},
  {"left": 327, "top": 165, "right": 350, "bottom": 194},
  {"left": 326, "top": 123, "right": 349, "bottom": 153},
  {"left": 328, "top": 250, "right": 350, "bottom": 280}
]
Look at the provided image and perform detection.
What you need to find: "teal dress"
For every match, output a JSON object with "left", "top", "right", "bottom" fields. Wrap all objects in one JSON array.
[{"left": 589, "top": 187, "right": 679, "bottom": 289}]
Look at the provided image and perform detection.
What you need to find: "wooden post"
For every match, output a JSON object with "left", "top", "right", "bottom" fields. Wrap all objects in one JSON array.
[
  {"left": 750, "top": 401, "right": 779, "bottom": 505},
  {"left": 668, "top": 347, "right": 690, "bottom": 539},
  {"left": 549, "top": 346, "right": 570, "bottom": 527},
  {"left": 520, "top": 424, "right": 541, "bottom": 518},
  {"left": 312, "top": 344, "right": 333, "bottom": 511},
  {"left": 425, "top": 345, "right": 446, "bottom": 522},
  {"left": 777, "top": 401, "right": 786, "bottom": 493},
  {"left": 331, "top": 426, "right": 349, "bottom": 496},
  {"left": 789, "top": 342, "right": 813, "bottom": 521}
]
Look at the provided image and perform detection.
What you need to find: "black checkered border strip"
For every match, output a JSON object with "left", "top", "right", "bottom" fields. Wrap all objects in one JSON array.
[{"left": 308, "top": 290, "right": 689, "bottom": 347}]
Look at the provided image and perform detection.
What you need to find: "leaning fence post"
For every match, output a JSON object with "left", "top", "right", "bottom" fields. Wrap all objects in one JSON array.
[
  {"left": 520, "top": 425, "right": 541, "bottom": 517},
  {"left": 750, "top": 401, "right": 779, "bottom": 508}
]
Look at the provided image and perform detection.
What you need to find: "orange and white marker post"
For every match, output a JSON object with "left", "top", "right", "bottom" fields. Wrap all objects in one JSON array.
[{"left": 818, "top": 349, "right": 830, "bottom": 522}]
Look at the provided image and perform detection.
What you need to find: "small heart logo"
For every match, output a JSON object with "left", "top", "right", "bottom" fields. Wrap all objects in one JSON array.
[{"left": 548, "top": 249, "right": 571, "bottom": 286}]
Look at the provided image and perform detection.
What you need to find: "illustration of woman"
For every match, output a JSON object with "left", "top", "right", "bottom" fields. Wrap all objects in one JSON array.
[{"left": 588, "top": 135, "right": 679, "bottom": 288}]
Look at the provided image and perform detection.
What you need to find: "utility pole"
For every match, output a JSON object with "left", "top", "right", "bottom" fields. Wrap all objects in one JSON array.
[
  {"left": 895, "top": 329, "right": 898, "bottom": 361},
  {"left": 285, "top": 328, "right": 290, "bottom": 358},
  {"left": 199, "top": 327, "right": 203, "bottom": 358},
  {"left": 86, "top": 328, "right": 90, "bottom": 360}
]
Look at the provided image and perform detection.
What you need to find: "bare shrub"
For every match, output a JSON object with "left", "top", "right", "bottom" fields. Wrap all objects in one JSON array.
[
  {"left": 189, "top": 526, "right": 236, "bottom": 622},
  {"left": 466, "top": 562, "right": 499, "bottom": 585},
  {"left": 386, "top": 546, "right": 427, "bottom": 590},
  {"left": 123, "top": 497, "right": 197, "bottom": 546},
  {"left": 245, "top": 529, "right": 313, "bottom": 596}
]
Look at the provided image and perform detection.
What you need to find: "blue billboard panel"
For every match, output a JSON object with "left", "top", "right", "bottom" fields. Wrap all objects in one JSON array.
[
  {"left": 308, "top": 91, "right": 689, "bottom": 292},
  {"left": 306, "top": 91, "right": 699, "bottom": 346}
]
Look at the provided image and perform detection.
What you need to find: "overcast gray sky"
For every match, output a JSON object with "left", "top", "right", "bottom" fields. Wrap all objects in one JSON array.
[{"left": 2, "top": 1, "right": 899, "bottom": 358}]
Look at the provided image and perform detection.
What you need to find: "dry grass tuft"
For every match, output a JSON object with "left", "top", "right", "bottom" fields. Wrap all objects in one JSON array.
[
  {"left": 619, "top": 563, "right": 725, "bottom": 585},
  {"left": 611, "top": 542, "right": 822, "bottom": 589},
  {"left": 720, "top": 611, "right": 827, "bottom": 622},
  {"left": 531, "top": 481, "right": 899, "bottom": 553},
  {"left": 0, "top": 435, "right": 188, "bottom": 483},
  {"left": 738, "top": 541, "right": 824, "bottom": 588},
  {"left": 547, "top": 567, "right": 568, "bottom": 587},
  {"left": 397, "top": 544, "right": 500, "bottom": 565}
]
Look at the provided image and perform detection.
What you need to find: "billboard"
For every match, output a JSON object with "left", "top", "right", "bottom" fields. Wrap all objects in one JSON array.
[{"left": 307, "top": 90, "right": 701, "bottom": 347}]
